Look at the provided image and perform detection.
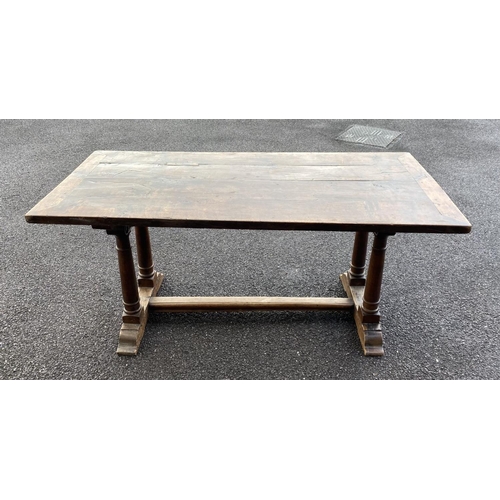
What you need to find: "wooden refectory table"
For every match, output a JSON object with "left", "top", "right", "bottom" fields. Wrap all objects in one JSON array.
[{"left": 25, "top": 151, "right": 471, "bottom": 356}]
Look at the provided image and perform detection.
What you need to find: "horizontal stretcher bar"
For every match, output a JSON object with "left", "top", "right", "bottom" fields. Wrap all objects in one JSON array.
[{"left": 148, "top": 296, "right": 354, "bottom": 312}]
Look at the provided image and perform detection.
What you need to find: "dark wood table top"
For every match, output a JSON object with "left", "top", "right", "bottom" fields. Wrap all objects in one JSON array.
[{"left": 25, "top": 151, "right": 471, "bottom": 233}]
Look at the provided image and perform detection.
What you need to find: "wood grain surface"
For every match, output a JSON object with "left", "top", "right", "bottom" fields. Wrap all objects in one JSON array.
[
  {"left": 148, "top": 296, "right": 354, "bottom": 312},
  {"left": 25, "top": 151, "right": 471, "bottom": 233}
]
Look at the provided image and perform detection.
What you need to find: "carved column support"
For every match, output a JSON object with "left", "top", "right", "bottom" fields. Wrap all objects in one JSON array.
[
  {"left": 92, "top": 225, "right": 165, "bottom": 355},
  {"left": 361, "top": 232, "right": 393, "bottom": 323},
  {"left": 340, "top": 231, "right": 395, "bottom": 356},
  {"left": 348, "top": 231, "right": 369, "bottom": 286},
  {"left": 135, "top": 226, "right": 156, "bottom": 287},
  {"left": 106, "top": 226, "right": 142, "bottom": 324}
]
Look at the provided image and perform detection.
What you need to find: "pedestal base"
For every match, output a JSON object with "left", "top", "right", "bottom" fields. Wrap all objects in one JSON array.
[
  {"left": 340, "top": 272, "right": 384, "bottom": 356},
  {"left": 116, "top": 271, "right": 164, "bottom": 355}
]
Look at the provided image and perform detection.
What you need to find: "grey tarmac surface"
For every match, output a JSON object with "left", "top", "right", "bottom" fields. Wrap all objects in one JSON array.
[{"left": 1, "top": 119, "right": 498, "bottom": 379}]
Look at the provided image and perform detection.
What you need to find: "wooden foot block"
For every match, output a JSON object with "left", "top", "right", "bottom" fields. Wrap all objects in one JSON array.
[
  {"left": 346, "top": 271, "right": 366, "bottom": 287},
  {"left": 116, "top": 271, "right": 164, "bottom": 355},
  {"left": 340, "top": 272, "right": 384, "bottom": 356}
]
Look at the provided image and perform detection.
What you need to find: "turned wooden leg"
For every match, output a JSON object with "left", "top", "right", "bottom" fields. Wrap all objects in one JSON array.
[
  {"left": 108, "top": 226, "right": 142, "bottom": 323},
  {"left": 135, "top": 226, "right": 156, "bottom": 287},
  {"left": 361, "top": 232, "right": 390, "bottom": 323},
  {"left": 340, "top": 231, "right": 394, "bottom": 356},
  {"left": 134, "top": 225, "right": 164, "bottom": 299},
  {"left": 103, "top": 226, "right": 163, "bottom": 355},
  {"left": 348, "top": 231, "right": 368, "bottom": 286}
]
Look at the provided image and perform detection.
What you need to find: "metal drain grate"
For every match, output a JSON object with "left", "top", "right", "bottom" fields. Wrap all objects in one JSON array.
[{"left": 336, "top": 124, "right": 402, "bottom": 148}]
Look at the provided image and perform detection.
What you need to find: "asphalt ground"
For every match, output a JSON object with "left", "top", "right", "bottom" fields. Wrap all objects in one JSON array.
[{"left": 1, "top": 119, "right": 499, "bottom": 379}]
